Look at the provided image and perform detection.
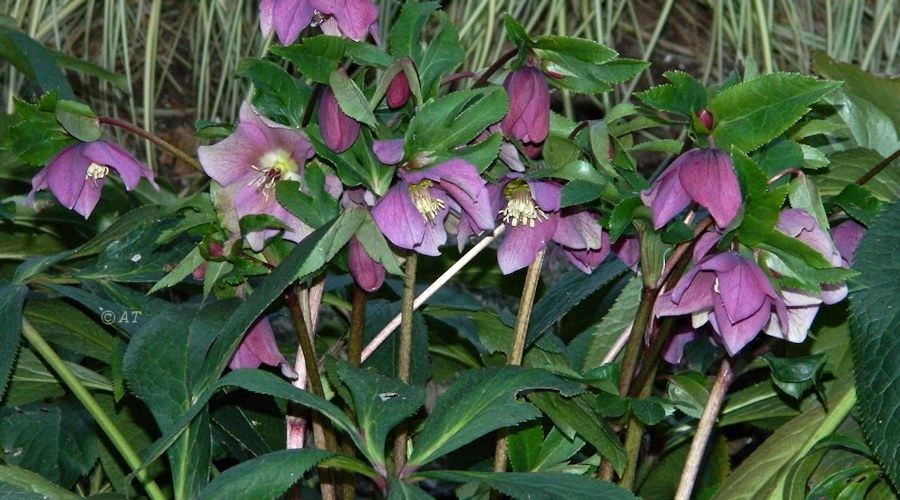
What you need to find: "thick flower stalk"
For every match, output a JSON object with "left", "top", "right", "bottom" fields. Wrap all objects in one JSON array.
[
  {"left": 656, "top": 251, "right": 789, "bottom": 356},
  {"left": 640, "top": 147, "right": 742, "bottom": 229},
  {"left": 488, "top": 175, "right": 609, "bottom": 275},
  {"left": 371, "top": 157, "right": 494, "bottom": 256},
  {"left": 198, "top": 101, "right": 316, "bottom": 251},
  {"left": 259, "top": 0, "right": 379, "bottom": 45},
  {"left": 28, "top": 141, "right": 158, "bottom": 218}
]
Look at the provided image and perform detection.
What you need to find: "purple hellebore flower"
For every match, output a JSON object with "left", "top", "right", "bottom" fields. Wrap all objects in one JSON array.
[
  {"left": 501, "top": 65, "right": 550, "bottom": 147},
  {"left": 656, "top": 251, "right": 789, "bottom": 356},
  {"left": 490, "top": 175, "right": 609, "bottom": 274},
  {"left": 611, "top": 235, "right": 640, "bottom": 271},
  {"left": 763, "top": 209, "right": 848, "bottom": 342},
  {"left": 28, "top": 141, "right": 158, "bottom": 219},
  {"left": 640, "top": 147, "right": 741, "bottom": 230},
  {"left": 198, "top": 101, "right": 316, "bottom": 251},
  {"left": 230, "top": 316, "right": 298, "bottom": 379},
  {"left": 372, "top": 138, "right": 405, "bottom": 165},
  {"left": 259, "top": 0, "right": 378, "bottom": 45},
  {"left": 348, "top": 236, "right": 385, "bottom": 291},
  {"left": 830, "top": 219, "right": 866, "bottom": 267},
  {"left": 386, "top": 71, "right": 411, "bottom": 109},
  {"left": 371, "top": 159, "right": 494, "bottom": 256},
  {"left": 319, "top": 86, "right": 360, "bottom": 153}
]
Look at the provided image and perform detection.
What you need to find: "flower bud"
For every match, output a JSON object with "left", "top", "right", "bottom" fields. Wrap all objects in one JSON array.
[
  {"left": 386, "top": 71, "right": 410, "bottom": 109},
  {"left": 501, "top": 65, "right": 550, "bottom": 145},
  {"left": 348, "top": 237, "right": 385, "bottom": 292},
  {"left": 696, "top": 109, "right": 714, "bottom": 130},
  {"left": 318, "top": 87, "right": 360, "bottom": 153}
]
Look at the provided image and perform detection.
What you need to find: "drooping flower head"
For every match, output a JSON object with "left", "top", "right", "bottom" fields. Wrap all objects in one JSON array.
[
  {"left": 319, "top": 85, "right": 360, "bottom": 153},
  {"left": 656, "top": 251, "right": 789, "bottom": 356},
  {"left": 230, "top": 316, "right": 297, "bottom": 379},
  {"left": 342, "top": 187, "right": 386, "bottom": 292},
  {"left": 501, "top": 64, "right": 550, "bottom": 150},
  {"left": 28, "top": 141, "right": 158, "bottom": 218},
  {"left": 371, "top": 158, "right": 494, "bottom": 256},
  {"left": 259, "top": 0, "right": 378, "bottom": 45},
  {"left": 198, "top": 101, "right": 316, "bottom": 251},
  {"left": 640, "top": 147, "right": 741, "bottom": 229}
]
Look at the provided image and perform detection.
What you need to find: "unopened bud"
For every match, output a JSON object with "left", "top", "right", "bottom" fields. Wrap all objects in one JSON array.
[
  {"left": 319, "top": 87, "right": 360, "bottom": 153},
  {"left": 386, "top": 72, "right": 410, "bottom": 109},
  {"left": 697, "top": 109, "right": 714, "bottom": 130}
]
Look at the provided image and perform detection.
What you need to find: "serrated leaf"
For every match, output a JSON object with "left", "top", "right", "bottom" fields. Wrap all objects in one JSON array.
[
  {"left": 818, "top": 148, "right": 899, "bottom": 202},
  {"left": 560, "top": 180, "right": 602, "bottom": 207},
  {"left": 309, "top": 127, "right": 394, "bottom": 195},
  {"left": 406, "top": 87, "right": 508, "bottom": 157},
  {"left": 833, "top": 184, "right": 884, "bottom": 226},
  {"left": 275, "top": 166, "right": 340, "bottom": 228},
  {"left": 270, "top": 36, "right": 345, "bottom": 83},
  {"left": 0, "top": 464, "right": 80, "bottom": 500},
  {"left": 0, "top": 281, "right": 26, "bottom": 399},
  {"left": 417, "top": 470, "right": 635, "bottom": 499},
  {"left": 788, "top": 175, "right": 829, "bottom": 230},
  {"left": 234, "top": 58, "right": 310, "bottom": 127},
  {"left": 407, "top": 367, "right": 580, "bottom": 467},
  {"left": 417, "top": 11, "right": 464, "bottom": 97},
  {"left": 710, "top": 73, "right": 841, "bottom": 153},
  {"left": 812, "top": 51, "right": 900, "bottom": 131},
  {"left": 580, "top": 276, "right": 642, "bottom": 370},
  {"left": 329, "top": 69, "right": 377, "bottom": 129},
  {"left": 387, "top": 478, "right": 434, "bottom": 500},
  {"left": 389, "top": 1, "right": 439, "bottom": 61},
  {"left": 849, "top": 201, "right": 900, "bottom": 490},
  {"left": 54, "top": 100, "right": 100, "bottom": 142},
  {"left": 507, "top": 422, "right": 544, "bottom": 472},
  {"left": 148, "top": 246, "right": 204, "bottom": 294},
  {"left": 634, "top": 70, "right": 708, "bottom": 116},
  {"left": 197, "top": 449, "right": 336, "bottom": 500}
]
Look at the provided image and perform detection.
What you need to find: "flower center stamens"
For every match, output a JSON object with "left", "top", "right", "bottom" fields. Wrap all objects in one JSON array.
[
  {"left": 408, "top": 180, "right": 445, "bottom": 223},
  {"left": 85, "top": 162, "right": 110, "bottom": 186},
  {"left": 247, "top": 149, "right": 299, "bottom": 201},
  {"left": 500, "top": 180, "right": 547, "bottom": 228}
]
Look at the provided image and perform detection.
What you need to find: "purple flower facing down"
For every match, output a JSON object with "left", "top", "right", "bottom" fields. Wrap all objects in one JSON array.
[
  {"left": 763, "top": 209, "right": 848, "bottom": 343},
  {"left": 640, "top": 148, "right": 741, "bottom": 230},
  {"left": 371, "top": 159, "right": 493, "bottom": 256},
  {"left": 28, "top": 141, "right": 158, "bottom": 218},
  {"left": 831, "top": 219, "right": 866, "bottom": 268},
  {"left": 493, "top": 176, "right": 609, "bottom": 274},
  {"left": 611, "top": 235, "right": 640, "bottom": 271},
  {"left": 656, "top": 252, "right": 789, "bottom": 356},
  {"left": 259, "top": 0, "right": 378, "bottom": 44},
  {"left": 319, "top": 86, "right": 360, "bottom": 153},
  {"left": 230, "top": 317, "right": 297, "bottom": 379},
  {"left": 501, "top": 65, "right": 550, "bottom": 146},
  {"left": 198, "top": 101, "right": 316, "bottom": 251},
  {"left": 348, "top": 236, "right": 385, "bottom": 291}
]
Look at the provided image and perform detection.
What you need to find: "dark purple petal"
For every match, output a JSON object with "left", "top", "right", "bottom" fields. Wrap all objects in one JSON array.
[
  {"left": 692, "top": 230, "right": 721, "bottom": 262},
  {"left": 271, "top": 0, "right": 315, "bottom": 45},
  {"left": 830, "top": 219, "right": 866, "bottom": 267},
  {"left": 678, "top": 148, "right": 741, "bottom": 228},
  {"left": 710, "top": 295, "right": 772, "bottom": 356},
  {"left": 553, "top": 210, "right": 605, "bottom": 250},
  {"left": 501, "top": 66, "right": 549, "bottom": 144},
  {"left": 611, "top": 236, "right": 640, "bottom": 271},
  {"left": 657, "top": 269, "right": 717, "bottom": 317},
  {"left": 82, "top": 141, "right": 157, "bottom": 191},
  {"left": 497, "top": 213, "right": 558, "bottom": 274},
  {"left": 440, "top": 181, "right": 494, "bottom": 232},
  {"left": 319, "top": 86, "right": 360, "bottom": 153},
  {"left": 311, "top": 0, "right": 379, "bottom": 41},
  {"left": 702, "top": 253, "right": 768, "bottom": 323},
  {"left": 403, "top": 159, "right": 482, "bottom": 200},
  {"left": 563, "top": 239, "right": 610, "bottom": 273},
  {"left": 525, "top": 178, "right": 561, "bottom": 212},
  {"left": 662, "top": 324, "right": 702, "bottom": 364},
  {"left": 373, "top": 138, "right": 405, "bottom": 165},
  {"left": 386, "top": 70, "right": 410, "bottom": 108},
  {"left": 415, "top": 204, "right": 449, "bottom": 256},
  {"left": 348, "top": 236, "right": 385, "bottom": 291},
  {"left": 229, "top": 317, "right": 285, "bottom": 368},
  {"left": 640, "top": 160, "right": 692, "bottom": 229},
  {"left": 233, "top": 183, "right": 312, "bottom": 251},
  {"left": 371, "top": 182, "right": 426, "bottom": 251},
  {"left": 40, "top": 144, "right": 91, "bottom": 210},
  {"left": 498, "top": 142, "right": 526, "bottom": 171}
]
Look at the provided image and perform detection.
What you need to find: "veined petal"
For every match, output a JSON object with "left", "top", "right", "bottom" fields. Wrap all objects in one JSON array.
[
  {"left": 272, "top": 0, "right": 315, "bottom": 45},
  {"left": 82, "top": 141, "right": 157, "bottom": 191},
  {"left": 554, "top": 210, "right": 605, "bottom": 250},
  {"left": 497, "top": 213, "right": 557, "bottom": 274},
  {"left": 702, "top": 253, "right": 774, "bottom": 323},
  {"left": 640, "top": 162, "right": 691, "bottom": 229},
  {"left": 371, "top": 182, "right": 426, "bottom": 251},
  {"left": 525, "top": 178, "right": 562, "bottom": 212},
  {"left": 563, "top": 239, "right": 610, "bottom": 273},
  {"left": 311, "top": 0, "right": 379, "bottom": 41},
  {"left": 42, "top": 144, "right": 91, "bottom": 210},
  {"left": 373, "top": 138, "right": 405, "bottom": 165},
  {"left": 710, "top": 296, "right": 771, "bottom": 356},
  {"left": 679, "top": 148, "right": 741, "bottom": 228},
  {"left": 831, "top": 220, "right": 865, "bottom": 267},
  {"left": 764, "top": 304, "right": 819, "bottom": 343},
  {"left": 657, "top": 270, "right": 717, "bottom": 317}
]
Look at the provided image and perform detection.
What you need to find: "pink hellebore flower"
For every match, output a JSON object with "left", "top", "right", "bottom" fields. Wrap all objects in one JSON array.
[
  {"left": 656, "top": 251, "right": 789, "bottom": 356},
  {"left": 763, "top": 209, "right": 848, "bottom": 342},
  {"left": 28, "top": 141, "right": 158, "bottom": 218},
  {"left": 640, "top": 147, "right": 741, "bottom": 230},
  {"left": 830, "top": 219, "right": 866, "bottom": 268},
  {"left": 319, "top": 86, "right": 360, "bottom": 153},
  {"left": 489, "top": 175, "right": 609, "bottom": 275},
  {"left": 259, "top": 0, "right": 378, "bottom": 45},
  {"left": 229, "top": 316, "right": 297, "bottom": 379},
  {"left": 501, "top": 65, "right": 550, "bottom": 148},
  {"left": 342, "top": 188, "right": 386, "bottom": 292},
  {"left": 198, "top": 102, "right": 315, "bottom": 251},
  {"left": 371, "top": 159, "right": 494, "bottom": 256}
]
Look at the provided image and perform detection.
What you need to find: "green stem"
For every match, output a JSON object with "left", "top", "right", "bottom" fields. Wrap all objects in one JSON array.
[
  {"left": 493, "top": 250, "right": 545, "bottom": 481},
  {"left": 21, "top": 318, "right": 167, "bottom": 500},
  {"left": 98, "top": 116, "right": 201, "bottom": 171},
  {"left": 617, "top": 285, "right": 660, "bottom": 396},
  {"left": 856, "top": 147, "right": 900, "bottom": 186},
  {"left": 392, "top": 251, "right": 418, "bottom": 474},
  {"left": 347, "top": 285, "right": 367, "bottom": 367},
  {"left": 471, "top": 48, "right": 518, "bottom": 89}
]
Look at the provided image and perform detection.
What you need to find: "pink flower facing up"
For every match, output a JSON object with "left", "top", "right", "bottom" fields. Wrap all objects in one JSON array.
[
  {"left": 501, "top": 64, "right": 550, "bottom": 152},
  {"left": 763, "top": 209, "right": 848, "bottom": 343},
  {"left": 229, "top": 316, "right": 297, "bottom": 379},
  {"left": 198, "top": 102, "right": 315, "bottom": 251},
  {"left": 371, "top": 158, "right": 494, "bottom": 256},
  {"left": 491, "top": 175, "right": 609, "bottom": 275},
  {"left": 28, "top": 141, "right": 158, "bottom": 218},
  {"left": 319, "top": 86, "right": 360, "bottom": 153},
  {"left": 259, "top": 0, "right": 378, "bottom": 45},
  {"left": 656, "top": 251, "right": 789, "bottom": 356},
  {"left": 640, "top": 147, "right": 741, "bottom": 230}
]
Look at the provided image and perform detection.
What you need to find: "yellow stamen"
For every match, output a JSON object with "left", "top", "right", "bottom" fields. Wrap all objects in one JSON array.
[
  {"left": 408, "top": 180, "right": 445, "bottom": 223},
  {"left": 499, "top": 179, "right": 548, "bottom": 228},
  {"left": 247, "top": 149, "right": 299, "bottom": 200},
  {"left": 85, "top": 162, "right": 109, "bottom": 186}
]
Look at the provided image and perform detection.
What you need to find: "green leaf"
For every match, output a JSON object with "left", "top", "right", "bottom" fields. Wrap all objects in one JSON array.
[
  {"left": 818, "top": 148, "right": 899, "bottom": 202},
  {"left": 407, "top": 367, "right": 580, "bottom": 467},
  {"left": 560, "top": 179, "right": 602, "bottom": 207},
  {"left": 197, "top": 449, "right": 337, "bottom": 500},
  {"left": 528, "top": 391, "right": 626, "bottom": 475},
  {"left": 507, "top": 422, "right": 544, "bottom": 472},
  {"left": 234, "top": 58, "right": 310, "bottom": 127},
  {"left": 416, "top": 470, "right": 635, "bottom": 499},
  {"left": 406, "top": 87, "right": 508, "bottom": 158},
  {"left": 0, "top": 464, "right": 80, "bottom": 500},
  {"left": 607, "top": 197, "right": 643, "bottom": 241},
  {"left": 443, "top": 131, "right": 502, "bottom": 173},
  {"left": 54, "top": 100, "right": 100, "bottom": 142},
  {"left": 270, "top": 36, "right": 345, "bottom": 83},
  {"left": 147, "top": 246, "right": 205, "bottom": 294},
  {"left": 309, "top": 127, "right": 394, "bottom": 195},
  {"left": 387, "top": 478, "right": 434, "bottom": 500},
  {"left": 0, "top": 281, "right": 26, "bottom": 399},
  {"left": 7, "top": 92, "right": 74, "bottom": 166},
  {"left": 417, "top": 11, "right": 464, "bottom": 97},
  {"left": 634, "top": 70, "right": 708, "bottom": 116},
  {"left": 824, "top": 89, "right": 898, "bottom": 158},
  {"left": 0, "top": 22, "right": 74, "bottom": 98},
  {"left": 753, "top": 137, "right": 804, "bottom": 177},
  {"left": 502, "top": 14, "right": 532, "bottom": 47},
  {"left": 788, "top": 175, "right": 830, "bottom": 230},
  {"left": 849, "top": 201, "right": 900, "bottom": 490},
  {"left": 532, "top": 426, "right": 586, "bottom": 471},
  {"left": 354, "top": 212, "right": 402, "bottom": 276},
  {"left": 389, "top": 1, "right": 439, "bottom": 61},
  {"left": 579, "top": 276, "right": 642, "bottom": 371},
  {"left": 329, "top": 69, "right": 378, "bottom": 129},
  {"left": 275, "top": 166, "right": 341, "bottom": 228},
  {"left": 93, "top": 393, "right": 164, "bottom": 496},
  {"left": 812, "top": 51, "right": 900, "bottom": 131},
  {"left": 762, "top": 353, "right": 825, "bottom": 399},
  {"left": 0, "top": 400, "right": 98, "bottom": 488},
  {"left": 833, "top": 184, "right": 884, "bottom": 226},
  {"left": 333, "top": 360, "right": 426, "bottom": 466},
  {"left": 527, "top": 259, "right": 627, "bottom": 345},
  {"left": 709, "top": 73, "right": 841, "bottom": 153}
]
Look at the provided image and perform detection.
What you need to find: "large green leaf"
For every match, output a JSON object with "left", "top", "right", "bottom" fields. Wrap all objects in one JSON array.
[
  {"left": 0, "top": 280, "right": 26, "bottom": 399},
  {"left": 812, "top": 51, "right": 900, "bottom": 131},
  {"left": 405, "top": 87, "right": 508, "bottom": 159},
  {"left": 388, "top": 1, "right": 439, "bottom": 61},
  {"left": 197, "top": 449, "right": 337, "bottom": 500},
  {"left": 709, "top": 73, "right": 841, "bottom": 153},
  {"left": 0, "top": 465, "right": 80, "bottom": 500},
  {"left": 0, "top": 19, "right": 74, "bottom": 98},
  {"left": 634, "top": 70, "right": 708, "bottom": 116},
  {"left": 406, "top": 367, "right": 580, "bottom": 467},
  {"left": 416, "top": 11, "right": 464, "bottom": 97},
  {"left": 578, "top": 276, "right": 642, "bottom": 371},
  {"left": 849, "top": 200, "right": 900, "bottom": 489},
  {"left": 416, "top": 470, "right": 635, "bottom": 499},
  {"left": 23, "top": 299, "right": 114, "bottom": 363},
  {"left": 234, "top": 58, "right": 310, "bottom": 127}
]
